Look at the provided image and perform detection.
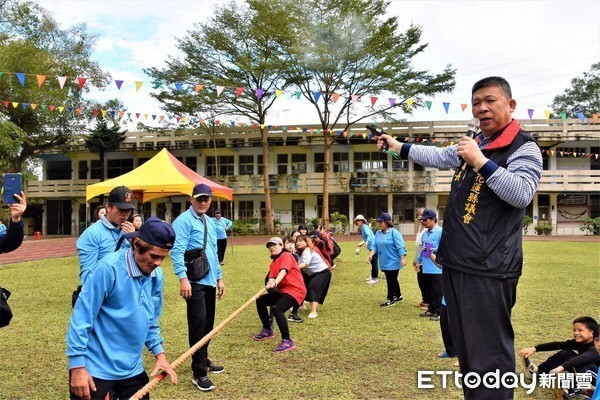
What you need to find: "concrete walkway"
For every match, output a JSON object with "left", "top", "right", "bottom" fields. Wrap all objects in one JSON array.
[{"left": 0, "top": 234, "right": 597, "bottom": 265}]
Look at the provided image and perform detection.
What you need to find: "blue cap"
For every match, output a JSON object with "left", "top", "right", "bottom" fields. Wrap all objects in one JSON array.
[
  {"left": 192, "top": 183, "right": 212, "bottom": 198},
  {"left": 420, "top": 209, "right": 437, "bottom": 220},
  {"left": 376, "top": 212, "right": 392, "bottom": 222},
  {"left": 125, "top": 216, "right": 175, "bottom": 249}
]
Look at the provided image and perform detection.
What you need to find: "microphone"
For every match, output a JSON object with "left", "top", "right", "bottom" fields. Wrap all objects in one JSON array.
[{"left": 458, "top": 118, "right": 480, "bottom": 167}]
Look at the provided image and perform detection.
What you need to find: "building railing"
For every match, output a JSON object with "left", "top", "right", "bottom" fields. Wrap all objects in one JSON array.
[{"left": 25, "top": 170, "right": 600, "bottom": 199}]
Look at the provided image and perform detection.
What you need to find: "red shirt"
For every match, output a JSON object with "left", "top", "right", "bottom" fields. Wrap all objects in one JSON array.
[{"left": 269, "top": 252, "right": 307, "bottom": 305}]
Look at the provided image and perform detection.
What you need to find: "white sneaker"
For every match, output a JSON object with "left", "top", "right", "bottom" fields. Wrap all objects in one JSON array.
[
  {"left": 307, "top": 311, "right": 318, "bottom": 319},
  {"left": 366, "top": 279, "right": 379, "bottom": 284}
]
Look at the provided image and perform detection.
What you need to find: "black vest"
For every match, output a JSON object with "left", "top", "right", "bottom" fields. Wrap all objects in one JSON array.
[{"left": 436, "top": 129, "right": 537, "bottom": 279}]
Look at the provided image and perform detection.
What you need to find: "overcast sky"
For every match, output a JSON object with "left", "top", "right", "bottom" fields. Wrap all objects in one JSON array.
[{"left": 42, "top": 0, "right": 600, "bottom": 127}]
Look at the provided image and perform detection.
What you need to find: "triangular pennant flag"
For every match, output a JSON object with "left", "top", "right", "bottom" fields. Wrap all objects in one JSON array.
[
  {"left": 461, "top": 103, "right": 468, "bottom": 112},
  {"left": 12, "top": 102, "right": 19, "bottom": 108},
  {"left": 101, "top": 110, "right": 108, "bottom": 117},
  {"left": 21, "top": 103, "right": 28, "bottom": 109},
  {"left": 295, "top": 91, "right": 301, "bottom": 100},
  {"left": 76, "top": 108, "right": 83, "bottom": 114},
  {"left": 152, "top": 82, "right": 163, "bottom": 89},
  {"left": 313, "top": 92, "right": 322, "bottom": 103},
  {"left": 67, "top": 107, "right": 73, "bottom": 113},
  {"left": 135, "top": 113, "right": 140, "bottom": 119},
  {"left": 260, "top": 124, "right": 265, "bottom": 129},
  {"left": 152, "top": 115, "right": 157, "bottom": 120},
  {"left": 216, "top": 86, "right": 224, "bottom": 96},
  {"left": 194, "top": 84, "right": 204, "bottom": 92},
  {"left": 370, "top": 97, "right": 378, "bottom": 107},
  {"left": 3, "top": 101, "right": 8, "bottom": 108},
  {"left": 593, "top": 114, "right": 599, "bottom": 124},
  {"left": 362, "top": 133, "right": 367, "bottom": 139},
  {"left": 255, "top": 88, "right": 264, "bottom": 100},
  {"left": 58, "top": 76, "right": 67, "bottom": 89},
  {"left": 332, "top": 93, "right": 341, "bottom": 103},
  {"left": 576, "top": 112, "right": 585, "bottom": 122},
  {"left": 407, "top": 99, "right": 414, "bottom": 109},
  {"left": 36, "top": 75, "right": 47, "bottom": 87},
  {"left": 126, "top": 112, "right": 132, "bottom": 119},
  {"left": 15, "top": 72, "right": 25, "bottom": 86},
  {"left": 275, "top": 90, "right": 284, "bottom": 98},
  {"left": 425, "top": 101, "right": 432, "bottom": 110},
  {"left": 388, "top": 98, "right": 396, "bottom": 107},
  {"left": 184, "top": 117, "right": 189, "bottom": 123},
  {"left": 559, "top": 151, "right": 564, "bottom": 156},
  {"left": 119, "top": 111, "right": 125, "bottom": 118},
  {"left": 235, "top": 87, "right": 245, "bottom": 97},
  {"left": 0, "top": 72, "right": 3, "bottom": 79},
  {"left": 528, "top": 109, "right": 534, "bottom": 119},
  {"left": 159, "top": 115, "right": 165, "bottom": 122},
  {"left": 77, "top": 77, "right": 87, "bottom": 89},
  {"left": 351, "top": 95, "right": 359, "bottom": 103},
  {"left": 40, "top": 104, "right": 47, "bottom": 110},
  {"left": 58, "top": 106, "right": 64, "bottom": 113},
  {"left": 93, "top": 109, "right": 99, "bottom": 117},
  {"left": 109, "top": 111, "right": 116, "bottom": 118},
  {"left": 550, "top": 150, "right": 554, "bottom": 156},
  {"left": 442, "top": 102, "right": 450, "bottom": 114},
  {"left": 175, "top": 117, "right": 181, "bottom": 123},
  {"left": 135, "top": 81, "right": 143, "bottom": 92},
  {"left": 115, "top": 80, "right": 124, "bottom": 90},
  {"left": 30, "top": 104, "right": 37, "bottom": 110},
  {"left": 49, "top": 105, "right": 55, "bottom": 111},
  {"left": 544, "top": 110, "right": 551, "bottom": 121},
  {"left": 174, "top": 82, "right": 183, "bottom": 92},
  {"left": 559, "top": 111, "right": 567, "bottom": 120},
  {"left": 144, "top": 114, "right": 149, "bottom": 120}
]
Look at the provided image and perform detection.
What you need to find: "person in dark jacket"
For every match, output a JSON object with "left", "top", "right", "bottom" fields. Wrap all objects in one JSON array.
[{"left": 376, "top": 77, "right": 543, "bottom": 400}]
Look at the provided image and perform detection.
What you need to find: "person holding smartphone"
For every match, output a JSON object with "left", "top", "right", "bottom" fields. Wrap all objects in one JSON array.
[{"left": 0, "top": 189, "right": 27, "bottom": 255}]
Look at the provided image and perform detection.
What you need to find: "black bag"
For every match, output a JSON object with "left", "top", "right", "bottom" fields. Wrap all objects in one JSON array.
[
  {"left": 0, "top": 287, "right": 13, "bottom": 328},
  {"left": 331, "top": 239, "right": 341, "bottom": 261},
  {"left": 72, "top": 285, "right": 82, "bottom": 308},
  {"left": 184, "top": 218, "right": 210, "bottom": 281}
]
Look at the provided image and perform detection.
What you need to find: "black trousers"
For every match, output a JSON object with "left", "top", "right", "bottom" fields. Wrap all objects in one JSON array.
[
  {"left": 440, "top": 304, "right": 456, "bottom": 357},
  {"left": 416, "top": 268, "right": 426, "bottom": 303},
  {"left": 443, "top": 268, "right": 518, "bottom": 400},
  {"left": 186, "top": 284, "right": 216, "bottom": 379},
  {"left": 538, "top": 349, "right": 598, "bottom": 378},
  {"left": 370, "top": 253, "right": 379, "bottom": 279},
  {"left": 423, "top": 273, "right": 442, "bottom": 315},
  {"left": 69, "top": 371, "right": 149, "bottom": 400},
  {"left": 216, "top": 238, "right": 227, "bottom": 263},
  {"left": 256, "top": 292, "right": 297, "bottom": 340},
  {"left": 383, "top": 270, "right": 401, "bottom": 300}
]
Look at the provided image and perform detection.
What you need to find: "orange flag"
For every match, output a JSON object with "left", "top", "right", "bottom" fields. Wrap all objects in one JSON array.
[
  {"left": 36, "top": 75, "right": 47, "bottom": 87},
  {"left": 461, "top": 103, "right": 468, "bottom": 112},
  {"left": 332, "top": 93, "right": 341, "bottom": 103},
  {"left": 194, "top": 84, "right": 204, "bottom": 92}
]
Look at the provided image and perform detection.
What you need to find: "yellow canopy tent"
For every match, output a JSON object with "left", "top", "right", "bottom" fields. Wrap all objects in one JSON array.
[{"left": 85, "top": 148, "right": 233, "bottom": 202}]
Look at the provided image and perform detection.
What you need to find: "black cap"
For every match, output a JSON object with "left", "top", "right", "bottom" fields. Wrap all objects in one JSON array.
[
  {"left": 420, "top": 209, "right": 437, "bottom": 220},
  {"left": 376, "top": 212, "right": 392, "bottom": 222},
  {"left": 215, "top": 209, "right": 221, "bottom": 214},
  {"left": 125, "top": 216, "right": 175, "bottom": 249},
  {"left": 192, "top": 183, "right": 212, "bottom": 198},
  {"left": 108, "top": 186, "right": 136, "bottom": 210},
  {"left": 310, "top": 230, "right": 320, "bottom": 238}
]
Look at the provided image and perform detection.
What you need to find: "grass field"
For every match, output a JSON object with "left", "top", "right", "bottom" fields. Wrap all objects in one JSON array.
[{"left": 0, "top": 240, "right": 598, "bottom": 399}]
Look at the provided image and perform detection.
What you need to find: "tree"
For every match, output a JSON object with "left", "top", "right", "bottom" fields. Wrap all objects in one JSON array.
[
  {"left": 145, "top": 0, "right": 299, "bottom": 234},
  {"left": 0, "top": 0, "right": 109, "bottom": 173},
  {"left": 551, "top": 62, "right": 600, "bottom": 117},
  {"left": 287, "top": 0, "right": 456, "bottom": 229}
]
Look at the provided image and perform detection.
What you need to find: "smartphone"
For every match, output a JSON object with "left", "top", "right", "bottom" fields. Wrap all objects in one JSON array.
[
  {"left": 366, "top": 125, "right": 389, "bottom": 151},
  {"left": 2, "top": 173, "right": 22, "bottom": 205}
]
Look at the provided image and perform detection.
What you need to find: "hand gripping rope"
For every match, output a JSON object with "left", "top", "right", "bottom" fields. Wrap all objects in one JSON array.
[{"left": 129, "top": 287, "right": 268, "bottom": 400}]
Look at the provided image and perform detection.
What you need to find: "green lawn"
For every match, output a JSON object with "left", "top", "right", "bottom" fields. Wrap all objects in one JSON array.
[{"left": 0, "top": 241, "right": 598, "bottom": 399}]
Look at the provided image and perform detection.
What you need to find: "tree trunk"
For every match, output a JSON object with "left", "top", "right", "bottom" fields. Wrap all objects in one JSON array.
[
  {"left": 322, "top": 133, "right": 331, "bottom": 231},
  {"left": 260, "top": 126, "right": 274, "bottom": 234}
]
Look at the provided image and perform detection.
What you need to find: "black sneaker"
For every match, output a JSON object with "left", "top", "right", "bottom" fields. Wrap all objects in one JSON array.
[
  {"left": 380, "top": 299, "right": 395, "bottom": 307},
  {"left": 393, "top": 296, "right": 403, "bottom": 302},
  {"left": 192, "top": 376, "right": 215, "bottom": 391},
  {"left": 287, "top": 313, "right": 304, "bottom": 323},
  {"left": 206, "top": 359, "right": 225, "bottom": 374}
]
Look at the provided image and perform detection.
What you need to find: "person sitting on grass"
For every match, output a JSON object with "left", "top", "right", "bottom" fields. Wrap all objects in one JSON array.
[
  {"left": 253, "top": 237, "right": 306, "bottom": 353},
  {"left": 288, "top": 234, "right": 332, "bottom": 321},
  {"left": 518, "top": 316, "right": 600, "bottom": 389}
]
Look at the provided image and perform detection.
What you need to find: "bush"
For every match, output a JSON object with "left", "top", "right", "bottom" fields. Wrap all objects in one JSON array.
[
  {"left": 523, "top": 215, "right": 533, "bottom": 235},
  {"left": 232, "top": 218, "right": 258, "bottom": 236},
  {"left": 330, "top": 211, "right": 349, "bottom": 234},
  {"left": 534, "top": 223, "right": 552, "bottom": 235},
  {"left": 579, "top": 217, "right": 600, "bottom": 235}
]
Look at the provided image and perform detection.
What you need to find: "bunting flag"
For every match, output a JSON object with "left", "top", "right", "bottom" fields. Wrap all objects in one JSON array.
[
  {"left": 15, "top": 72, "right": 26, "bottom": 86},
  {"left": 442, "top": 102, "right": 450, "bottom": 114},
  {"left": 313, "top": 92, "right": 322, "bottom": 103},
  {"left": 461, "top": 103, "right": 468, "bottom": 112},
  {"left": 370, "top": 97, "right": 378, "bottom": 107},
  {"left": 275, "top": 90, "right": 284, "bottom": 98},
  {"left": 294, "top": 91, "right": 301, "bottom": 99},
  {"left": 560, "top": 112, "right": 567, "bottom": 120},
  {"left": 216, "top": 86, "right": 224, "bottom": 96},
  {"left": 593, "top": 114, "right": 599, "bottom": 124},
  {"left": 528, "top": 109, "right": 534, "bottom": 119},
  {"left": 77, "top": 77, "right": 87, "bottom": 90},
  {"left": 174, "top": 83, "right": 183, "bottom": 92},
  {"left": 577, "top": 112, "right": 585, "bottom": 122},
  {"left": 115, "top": 80, "right": 124, "bottom": 90},
  {"left": 425, "top": 100, "right": 432, "bottom": 110},
  {"left": 351, "top": 95, "right": 359, "bottom": 103},
  {"left": 152, "top": 82, "right": 163, "bottom": 89},
  {"left": 37, "top": 75, "right": 46, "bottom": 87},
  {"left": 333, "top": 93, "right": 341, "bottom": 103},
  {"left": 544, "top": 110, "right": 551, "bottom": 121},
  {"left": 58, "top": 106, "right": 64, "bottom": 113},
  {"left": 235, "top": 87, "right": 245, "bottom": 97},
  {"left": 135, "top": 81, "right": 144, "bottom": 92},
  {"left": 389, "top": 98, "right": 396, "bottom": 107},
  {"left": 194, "top": 84, "right": 204, "bottom": 92},
  {"left": 406, "top": 99, "right": 414, "bottom": 109},
  {"left": 12, "top": 102, "right": 18, "bottom": 108},
  {"left": 255, "top": 88, "right": 264, "bottom": 100}
]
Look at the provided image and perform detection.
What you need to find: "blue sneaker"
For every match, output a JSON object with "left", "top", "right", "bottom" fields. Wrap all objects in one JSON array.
[
  {"left": 253, "top": 328, "right": 275, "bottom": 341},
  {"left": 274, "top": 339, "right": 296, "bottom": 352}
]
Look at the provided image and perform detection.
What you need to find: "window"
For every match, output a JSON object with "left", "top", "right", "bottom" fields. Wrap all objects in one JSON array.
[
  {"left": 538, "top": 194, "right": 551, "bottom": 221},
  {"left": 392, "top": 194, "right": 426, "bottom": 223},
  {"left": 107, "top": 159, "right": 134, "bottom": 178},
  {"left": 354, "top": 152, "right": 387, "bottom": 172},
  {"left": 90, "top": 160, "right": 101, "bottom": 179},
  {"left": 239, "top": 155, "right": 254, "bottom": 175},
  {"left": 333, "top": 152, "right": 349, "bottom": 172},
  {"left": 239, "top": 200, "right": 254, "bottom": 220},
  {"left": 292, "top": 200, "right": 305, "bottom": 224},
  {"left": 206, "top": 156, "right": 234, "bottom": 176},
  {"left": 291, "top": 154, "right": 306, "bottom": 174},
  {"left": 392, "top": 159, "right": 409, "bottom": 172},
  {"left": 277, "top": 154, "right": 288, "bottom": 174},
  {"left": 257, "top": 155, "right": 264, "bottom": 175},
  {"left": 78, "top": 160, "right": 87, "bottom": 179},
  {"left": 47, "top": 160, "right": 72, "bottom": 180},
  {"left": 185, "top": 156, "right": 197, "bottom": 172},
  {"left": 138, "top": 158, "right": 150, "bottom": 167},
  {"left": 315, "top": 153, "right": 325, "bottom": 173},
  {"left": 172, "top": 203, "right": 182, "bottom": 220},
  {"left": 591, "top": 147, "right": 600, "bottom": 170}
]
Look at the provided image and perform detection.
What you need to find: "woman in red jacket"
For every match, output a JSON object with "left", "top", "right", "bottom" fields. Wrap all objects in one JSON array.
[{"left": 253, "top": 237, "right": 307, "bottom": 352}]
